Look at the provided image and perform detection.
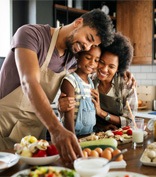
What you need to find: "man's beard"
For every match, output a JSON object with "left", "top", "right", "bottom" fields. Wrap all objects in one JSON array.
[
  {"left": 65, "top": 35, "right": 84, "bottom": 54},
  {"left": 65, "top": 35, "right": 75, "bottom": 54}
]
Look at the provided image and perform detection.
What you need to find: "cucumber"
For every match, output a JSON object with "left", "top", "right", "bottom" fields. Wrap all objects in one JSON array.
[{"left": 80, "top": 138, "right": 118, "bottom": 150}]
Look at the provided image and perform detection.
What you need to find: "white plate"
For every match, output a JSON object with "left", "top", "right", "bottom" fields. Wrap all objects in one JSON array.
[
  {"left": 16, "top": 153, "right": 60, "bottom": 165},
  {"left": 11, "top": 166, "right": 80, "bottom": 177},
  {"left": 140, "top": 149, "right": 156, "bottom": 167},
  {"left": 105, "top": 171, "right": 148, "bottom": 177},
  {"left": 0, "top": 152, "right": 19, "bottom": 172}
]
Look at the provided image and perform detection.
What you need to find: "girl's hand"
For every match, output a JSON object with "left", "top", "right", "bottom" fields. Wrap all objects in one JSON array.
[{"left": 91, "top": 89, "right": 102, "bottom": 115}]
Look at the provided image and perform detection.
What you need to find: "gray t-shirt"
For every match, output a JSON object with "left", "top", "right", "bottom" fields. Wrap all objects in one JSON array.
[{"left": 0, "top": 24, "right": 77, "bottom": 99}]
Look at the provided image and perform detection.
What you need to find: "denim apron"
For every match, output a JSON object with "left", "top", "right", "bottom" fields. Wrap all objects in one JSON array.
[
  {"left": 0, "top": 28, "right": 68, "bottom": 150},
  {"left": 73, "top": 73, "right": 96, "bottom": 136}
]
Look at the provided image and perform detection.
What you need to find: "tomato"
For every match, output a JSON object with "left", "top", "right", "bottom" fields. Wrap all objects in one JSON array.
[
  {"left": 113, "top": 130, "right": 123, "bottom": 135},
  {"left": 127, "top": 129, "right": 133, "bottom": 135},
  {"left": 122, "top": 126, "right": 130, "bottom": 130},
  {"left": 32, "top": 150, "right": 47, "bottom": 157},
  {"left": 46, "top": 174, "right": 54, "bottom": 177},
  {"left": 46, "top": 144, "right": 59, "bottom": 156}
]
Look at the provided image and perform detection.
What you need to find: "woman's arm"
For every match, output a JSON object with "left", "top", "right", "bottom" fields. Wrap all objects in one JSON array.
[{"left": 91, "top": 89, "right": 121, "bottom": 126}]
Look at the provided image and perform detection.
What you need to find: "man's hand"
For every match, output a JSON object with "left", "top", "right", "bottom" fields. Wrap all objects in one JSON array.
[
  {"left": 58, "top": 93, "right": 76, "bottom": 112},
  {"left": 123, "top": 71, "right": 137, "bottom": 88},
  {"left": 50, "top": 125, "right": 83, "bottom": 165}
]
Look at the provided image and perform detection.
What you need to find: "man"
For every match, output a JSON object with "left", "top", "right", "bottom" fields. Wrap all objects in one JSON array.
[{"left": 0, "top": 9, "right": 114, "bottom": 163}]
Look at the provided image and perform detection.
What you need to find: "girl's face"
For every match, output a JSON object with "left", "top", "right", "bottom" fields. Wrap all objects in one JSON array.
[
  {"left": 97, "top": 51, "right": 119, "bottom": 82},
  {"left": 77, "top": 46, "right": 101, "bottom": 75}
]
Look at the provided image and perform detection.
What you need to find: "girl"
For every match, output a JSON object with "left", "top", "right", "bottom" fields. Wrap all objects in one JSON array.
[{"left": 60, "top": 46, "right": 101, "bottom": 135}]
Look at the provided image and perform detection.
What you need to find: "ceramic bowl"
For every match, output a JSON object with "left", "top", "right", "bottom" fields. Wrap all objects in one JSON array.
[
  {"left": 74, "top": 157, "right": 110, "bottom": 177},
  {"left": 16, "top": 154, "right": 60, "bottom": 165}
]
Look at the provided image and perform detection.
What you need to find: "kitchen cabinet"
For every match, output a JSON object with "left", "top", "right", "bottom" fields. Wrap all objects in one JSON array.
[
  {"left": 116, "top": 0, "right": 153, "bottom": 65},
  {"left": 53, "top": 0, "right": 116, "bottom": 28}
]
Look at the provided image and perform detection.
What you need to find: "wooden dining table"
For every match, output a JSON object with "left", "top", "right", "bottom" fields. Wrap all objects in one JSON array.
[{"left": 0, "top": 126, "right": 156, "bottom": 176}]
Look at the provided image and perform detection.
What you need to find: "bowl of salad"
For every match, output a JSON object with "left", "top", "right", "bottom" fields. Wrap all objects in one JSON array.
[
  {"left": 14, "top": 135, "right": 60, "bottom": 165},
  {"left": 11, "top": 166, "right": 80, "bottom": 177}
]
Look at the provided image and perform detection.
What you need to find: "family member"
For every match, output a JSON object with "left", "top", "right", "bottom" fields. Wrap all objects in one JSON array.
[
  {"left": 91, "top": 32, "right": 138, "bottom": 131},
  {"left": 0, "top": 9, "right": 114, "bottom": 163},
  {"left": 59, "top": 33, "right": 138, "bottom": 132},
  {"left": 60, "top": 46, "right": 101, "bottom": 136}
]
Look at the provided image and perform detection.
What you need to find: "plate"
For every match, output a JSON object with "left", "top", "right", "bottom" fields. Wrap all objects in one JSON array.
[
  {"left": 16, "top": 153, "right": 60, "bottom": 165},
  {"left": 140, "top": 143, "right": 156, "bottom": 167},
  {"left": 138, "top": 105, "right": 147, "bottom": 110},
  {"left": 11, "top": 166, "right": 80, "bottom": 177},
  {"left": 110, "top": 160, "right": 127, "bottom": 169},
  {"left": 105, "top": 171, "right": 148, "bottom": 177},
  {"left": 0, "top": 152, "right": 19, "bottom": 172}
]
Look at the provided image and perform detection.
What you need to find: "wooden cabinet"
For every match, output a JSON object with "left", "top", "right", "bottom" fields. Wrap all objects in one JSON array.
[{"left": 116, "top": 0, "right": 153, "bottom": 65}]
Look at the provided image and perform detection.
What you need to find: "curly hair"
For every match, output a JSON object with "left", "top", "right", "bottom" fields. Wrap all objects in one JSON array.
[
  {"left": 102, "top": 32, "right": 134, "bottom": 74},
  {"left": 81, "top": 9, "right": 115, "bottom": 47}
]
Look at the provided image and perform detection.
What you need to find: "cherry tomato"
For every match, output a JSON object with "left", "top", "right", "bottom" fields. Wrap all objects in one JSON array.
[
  {"left": 113, "top": 130, "right": 123, "bottom": 135},
  {"left": 122, "top": 126, "right": 130, "bottom": 130},
  {"left": 127, "top": 129, "right": 133, "bottom": 135},
  {"left": 32, "top": 150, "right": 47, "bottom": 157},
  {"left": 46, "top": 144, "right": 59, "bottom": 156}
]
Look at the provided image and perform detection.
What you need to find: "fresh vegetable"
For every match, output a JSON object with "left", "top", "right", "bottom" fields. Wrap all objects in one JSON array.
[
  {"left": 46, "top": 144, "right": 59, "bottom": 156},
  {"left": 113, "top": 130, "right": 123, "bottom": 136},
  {"left": 29, "top": 166, "right": 76, "bottom": 177},
  {"left": 32, "top": 150, "right": 47, "bottom": 157},
  {"left": 80, "top": 138, "right": 118, "bottom": 150},
  {"left": 14, "top": 135, "right": 59, "bottom": 157},
  {"left": 122, "top": 126, "right": 131, "bottom": 130},
  {"left": 127, "top": 129, "right": 133, "bottom": 135}
]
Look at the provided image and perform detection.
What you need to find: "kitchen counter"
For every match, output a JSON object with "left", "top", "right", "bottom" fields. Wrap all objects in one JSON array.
[
  {"left": 136, "top": 110, "right": 156, "bottom": 119},
  {"left": 1, "top": 129, "right": 156, "bottom": 177}
]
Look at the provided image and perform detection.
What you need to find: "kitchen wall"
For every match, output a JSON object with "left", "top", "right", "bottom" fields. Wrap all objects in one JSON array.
[{"left": 129, "top": 65, "right": 156, "bottom": 86}]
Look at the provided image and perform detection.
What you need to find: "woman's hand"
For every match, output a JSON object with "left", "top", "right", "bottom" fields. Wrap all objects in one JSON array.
[
  {"left": 58, "top": 93, "right": 76, "bottom": 112},
  {"left": 123, "top": 71, "right": 137, "bottom": 88},
  {"left": 91, "top": 89, "right": 102, "bottom": 116}
]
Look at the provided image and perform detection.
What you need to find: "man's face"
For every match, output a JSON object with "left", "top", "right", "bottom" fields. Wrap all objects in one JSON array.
[{"left": 65, "top": 26, "right": 101, "bottom": 54}]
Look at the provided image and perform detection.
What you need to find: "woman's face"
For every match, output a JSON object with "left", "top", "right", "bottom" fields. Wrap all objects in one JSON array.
[{"left": 97, "top": 51, "right": 119, "bottom": 82}]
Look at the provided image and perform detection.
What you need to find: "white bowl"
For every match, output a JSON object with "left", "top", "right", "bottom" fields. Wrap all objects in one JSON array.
[
  {"left": 16, "top": 154, "right": 60, "bottom": 165},
  {"left": 74, "top": 157, "right": 110, "bottom": 177}
]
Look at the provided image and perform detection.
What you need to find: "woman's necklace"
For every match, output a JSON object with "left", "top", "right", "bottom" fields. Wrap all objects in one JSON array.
[{"left": 98, "top": 81, "right": 112, "bottom": 94}]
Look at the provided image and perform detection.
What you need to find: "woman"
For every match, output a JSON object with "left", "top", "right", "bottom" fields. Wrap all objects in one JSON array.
[{"left": 91, "top": 32, "right": 138, "bottom": 131}]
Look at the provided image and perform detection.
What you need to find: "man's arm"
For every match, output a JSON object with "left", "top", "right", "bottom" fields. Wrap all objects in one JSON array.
[
  {"left": 15, "top": 48, "right": 83, "bottom": 163},
  {"left": 123, "top": 70, "right": 137, "bottom": 88}
]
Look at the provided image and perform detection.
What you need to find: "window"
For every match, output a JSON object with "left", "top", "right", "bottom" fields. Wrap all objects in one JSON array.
[{"left": 0, "top": 0, "right": 12, "bottom": 57}]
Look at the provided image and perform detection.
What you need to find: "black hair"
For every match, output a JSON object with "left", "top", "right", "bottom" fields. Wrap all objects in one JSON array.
[
  {"left": 101, "top": 32, "right": 134, "bottom": 74},
  {"left": 81, "top": 9, "right": 115, "bottom": 47}
]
